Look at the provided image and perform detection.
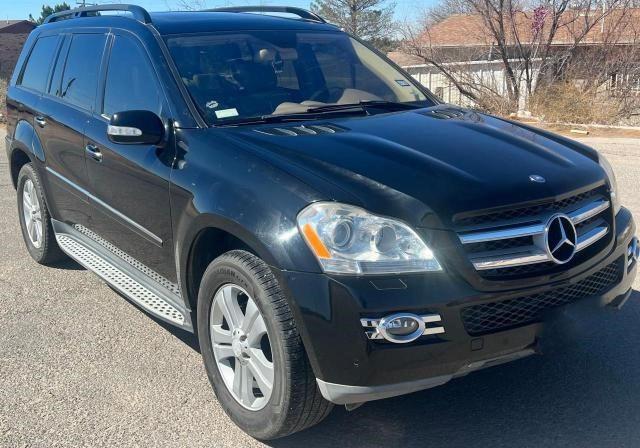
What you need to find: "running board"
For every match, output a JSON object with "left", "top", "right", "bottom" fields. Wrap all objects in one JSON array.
[{"left": 52, "top": 220, "right": 192, "bottom": 331}]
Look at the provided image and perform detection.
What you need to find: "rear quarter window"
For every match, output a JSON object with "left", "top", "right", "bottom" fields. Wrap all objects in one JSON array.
[{"left": 19, "top": 36, "right": 59, "bottom": 93}]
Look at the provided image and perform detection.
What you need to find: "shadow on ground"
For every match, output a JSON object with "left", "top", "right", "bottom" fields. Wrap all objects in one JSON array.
[
  {"left": 50, "top": 258, "right": 85, "bottom": 271},
  {"left": 110, "top": 281, "right": 640, "bottom": 447},
  {"left": 267, "top": 290, "right": 640, "bottom": 448}
]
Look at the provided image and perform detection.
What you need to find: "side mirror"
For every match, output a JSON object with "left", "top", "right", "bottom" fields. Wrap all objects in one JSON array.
[{"left": 107, "top": 110, "right": 164, "bottom": 145}]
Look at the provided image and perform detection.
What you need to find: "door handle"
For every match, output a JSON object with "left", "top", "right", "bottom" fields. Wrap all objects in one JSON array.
[
  {"left": 35, "top": 116, "right": 47, "bottom": 128},
  {"left": 85, "top": 143, "right": 103, "bottom": 162}
]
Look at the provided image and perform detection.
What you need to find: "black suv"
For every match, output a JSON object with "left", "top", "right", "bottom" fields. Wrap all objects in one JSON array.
[{"left": 5, "top": 4, "right": 638, "bottom": 440}]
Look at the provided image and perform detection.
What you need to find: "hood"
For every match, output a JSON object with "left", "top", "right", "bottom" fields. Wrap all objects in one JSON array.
[{"left": 218, "top": 107, "right": 606, "bottom": 229}]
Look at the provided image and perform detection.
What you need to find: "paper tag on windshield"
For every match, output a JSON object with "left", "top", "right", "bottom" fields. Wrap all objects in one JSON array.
[
  {"left": 215, "top": 108, "right": 239, "bottom": 119},
  {"left": 395, "top": 79, "right": 411, "bottom": 87}
]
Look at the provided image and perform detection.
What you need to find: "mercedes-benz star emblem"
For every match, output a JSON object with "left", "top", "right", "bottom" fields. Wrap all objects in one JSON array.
[
  {"left": 529, "top": 174, "right": 546, "bottom": 183},
  {"left": 545, "top": 214, "right": 577, "bottom": 264}
]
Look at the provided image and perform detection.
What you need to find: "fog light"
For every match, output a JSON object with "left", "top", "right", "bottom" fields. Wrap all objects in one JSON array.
[
  {"left": 384, "top": 315, "right": 420, "bottom": 337},
  {"left": 361, "top": 313, "right": 445, "bottom": 343}
]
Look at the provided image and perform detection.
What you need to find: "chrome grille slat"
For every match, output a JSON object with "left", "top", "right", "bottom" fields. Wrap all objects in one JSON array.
[
  {"left": 459, "top": 200, "right": 610, "bottom": 244},
  {"left": 569, "top": 199, "right": 611, "bottom": 224},
  {"left": 458, "top": 190, "right": 611, "bottom": 275},
  {"left": 575, "top": 226, "right": 609, "bottom": 251},
  {"left": 470, "top": 249, "right": 549, "bottom": 270},
  {"left": 459, "top": 224, "right": 545, "bottom": 244},
  {"left": 469, "top": 225, "right": 609, "bottom": 270}
]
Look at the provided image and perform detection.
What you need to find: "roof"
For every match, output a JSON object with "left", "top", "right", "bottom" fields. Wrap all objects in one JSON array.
[
  {"left": 40, "top": 9, "right": 338, "bottom": 35},
  {"left": 416, "top": 8, "right": 640, "bottom": 47},
  {"left": 149, "top": 11, "right": 338, "bottom": 35},
  {"left": 0, "top": 20, "right": 36, "bottom": 34}
]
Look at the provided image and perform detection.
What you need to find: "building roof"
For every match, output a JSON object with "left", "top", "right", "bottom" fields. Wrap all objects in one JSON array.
[
  {"left": 416, "top": 8, "right": 640, "bottom": 47},
  {"left": 0, "top": 20, "right": 36, "bottom": 33}
]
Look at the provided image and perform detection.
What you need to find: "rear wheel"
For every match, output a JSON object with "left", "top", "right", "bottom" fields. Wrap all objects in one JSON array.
[
  {"left": 16, "top": 163, "right": 66, "bottom": 264},
  {"left": 197, "top": 250, "right": 332, "bottom": 440}
]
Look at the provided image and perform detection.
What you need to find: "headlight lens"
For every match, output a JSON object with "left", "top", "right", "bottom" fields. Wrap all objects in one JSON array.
[
  {"left": 598, "top": 153, "right": 621, "bottom": 215},
  {"left": 297, "top": 202, "right": 442, "bottom": 275}
]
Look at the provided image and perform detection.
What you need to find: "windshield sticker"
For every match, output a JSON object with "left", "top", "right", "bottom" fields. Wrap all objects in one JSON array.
[
  {"left": 205, "top": 100, "right": 219, "bottom": 109},
  {"left": 395, "top": 80, "right": 411, "bottom": 87},
  {"left": 215, "top": 108, "right": 239, "bottom": 119}
]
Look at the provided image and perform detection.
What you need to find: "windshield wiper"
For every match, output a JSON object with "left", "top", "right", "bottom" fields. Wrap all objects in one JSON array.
[
  {"left": 215, "top": 101, "right": 418, "bottom": 127},
  {"left": 216, "top": 108, "right": 367, "bottom": 127},
  {"left": 306, "top": 100, "right": 420, "bottom": 114}
]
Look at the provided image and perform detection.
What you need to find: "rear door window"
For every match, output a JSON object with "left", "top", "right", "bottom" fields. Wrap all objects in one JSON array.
[
  {"left": 48, "top": 36, "right": 71, "bottom": 97},
  {"left": 102, "top": 35, "right": 162, "bottom": 117},
  {"left": 59, "top": 34, "right": 107, "bottom": 111},
  {"left": 20, "top": 36, "right": 59, "bottom": 93}
]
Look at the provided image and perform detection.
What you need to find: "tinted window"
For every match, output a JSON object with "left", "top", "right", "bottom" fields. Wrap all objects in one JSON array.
[
  {"left": 166, "top": 31, "right": 431, "bottom": 125},
  {"left": 103, "top": 36, "right": 161, "bottom": 117},
  {"left": 20, "top": 36, "right": 59, "bottom": 92},
  {"left": 48, "top": 37, "right": 71, "bottom": 96},
  {"left": 60, "top": 34, "right": 106, "bottom": 110}
]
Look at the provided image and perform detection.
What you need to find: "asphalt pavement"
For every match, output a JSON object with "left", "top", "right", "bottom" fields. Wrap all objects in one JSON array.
[{"left": 0, "top": 128, "right": 639, "bottom": 447}]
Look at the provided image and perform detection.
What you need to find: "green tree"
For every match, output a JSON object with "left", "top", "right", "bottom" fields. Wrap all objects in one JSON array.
[
  {"left": 30, "top": 2, "right": 71, "bottom": 25},
  {"left": 310, "top": 0, "right": 396, "bottom": 50}
]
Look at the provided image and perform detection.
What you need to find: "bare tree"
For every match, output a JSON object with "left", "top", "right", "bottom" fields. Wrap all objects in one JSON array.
[
  {"left": 174, "top": 0, "right": 207, "bottom": 11},
  {"left": 311, "top": 0, "right": 397, "bottom": 49},
  {"left": 399, "top": 0, "right": 633, "bottom": 114}
]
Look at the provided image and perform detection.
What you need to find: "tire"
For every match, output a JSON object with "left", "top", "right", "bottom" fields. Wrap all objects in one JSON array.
[
  {"left": 197, "top": 250, "right": 333, "bottom": 440},
  {"left": 16, "top": 163, "right": 67, "bottom": 265}
]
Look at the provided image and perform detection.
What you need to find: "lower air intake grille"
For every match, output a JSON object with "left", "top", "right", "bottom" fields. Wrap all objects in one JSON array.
[{"left": 461, "top": 258, "right": 622, "bottom": 336}]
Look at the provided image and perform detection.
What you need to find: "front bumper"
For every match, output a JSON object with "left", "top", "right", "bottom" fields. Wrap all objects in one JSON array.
[{"left": 275, "top": 208, "right": 637, "bottom": 405}]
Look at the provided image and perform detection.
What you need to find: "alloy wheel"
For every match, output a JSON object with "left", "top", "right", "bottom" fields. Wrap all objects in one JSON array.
[
  {"left": 22, "top": 179, "right": 43, "bottom": 249},
  {"left": 209, "top": 284, "right": 274, "bottom": 411}
]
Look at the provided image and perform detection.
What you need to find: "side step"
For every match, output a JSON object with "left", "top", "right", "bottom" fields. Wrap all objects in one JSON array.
[{"left": 52, "top": 220, "right": 192, "bottom": 331}]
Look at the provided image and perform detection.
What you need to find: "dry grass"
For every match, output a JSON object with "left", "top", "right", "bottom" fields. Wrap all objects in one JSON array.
[
  {"left": 530, "top": 82, "right": 636, "bottom": 125},
  {"left": 515, "top": 120, "right": 640, "bottom": 138},
  {"left": 0, "top": 77, "right": 7, "bottom": 123}
]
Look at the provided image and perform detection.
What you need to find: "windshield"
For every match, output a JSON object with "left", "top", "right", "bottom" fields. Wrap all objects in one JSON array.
[{"left": 165, "top": 31, "right": 433, "bottom": 125}]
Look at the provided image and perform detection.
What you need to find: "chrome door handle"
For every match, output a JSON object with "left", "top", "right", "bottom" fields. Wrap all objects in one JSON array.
[
  {"left": 35, "top": 116, "right": 47, "bottom": 128},
  {"left": 85, "top": 143, "right": 103, "bottom": 162}
]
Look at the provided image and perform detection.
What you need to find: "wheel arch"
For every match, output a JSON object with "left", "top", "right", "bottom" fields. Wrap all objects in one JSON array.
[
  {"left": 9, "top": 119, "right": 45, "bottom": 189},
  {"left": 180, "top": 214, "right": 279, "bottom": 321},
  {"left": 9, "top": 147, "right": 32, "bottom": 189}
]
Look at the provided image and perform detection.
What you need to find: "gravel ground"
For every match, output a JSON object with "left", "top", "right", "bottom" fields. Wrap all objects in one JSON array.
[{"left": 0, "top": 128, "right": 639, "bottom": 448}]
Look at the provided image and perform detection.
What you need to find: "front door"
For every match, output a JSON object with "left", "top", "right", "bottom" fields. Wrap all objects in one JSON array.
[{"left": 83, "top": 32, "right": 176, "bottom": 282}]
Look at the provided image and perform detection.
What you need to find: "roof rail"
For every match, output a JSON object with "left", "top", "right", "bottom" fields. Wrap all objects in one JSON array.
[
  {"left": 43, "top": 4, "right": 152, "bottom": 24},
  {"left": 207, "top": 6, "right": 326, "bottom": 23}
]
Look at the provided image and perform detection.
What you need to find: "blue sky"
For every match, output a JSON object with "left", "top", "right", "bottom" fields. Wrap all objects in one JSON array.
[{"left": 2, "top": 0, "right": 437, "bottom": 21}]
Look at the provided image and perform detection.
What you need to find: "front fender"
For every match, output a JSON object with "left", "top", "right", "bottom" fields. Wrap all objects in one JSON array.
[{"left": 170, "top": 128, "right": 327, "bottom": 305}]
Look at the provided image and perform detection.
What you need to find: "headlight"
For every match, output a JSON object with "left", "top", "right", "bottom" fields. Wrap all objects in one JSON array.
[
  {"left": 598, "top": 153, "right": 621, "bottom": 215},
  {"left": 297, "top": 202, "right": 442, "bottom": 275}
]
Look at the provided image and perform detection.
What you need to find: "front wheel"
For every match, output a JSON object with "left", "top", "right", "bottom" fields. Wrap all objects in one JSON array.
[{"left": 197, "top": 250, "right": 332, "bottom": 440}]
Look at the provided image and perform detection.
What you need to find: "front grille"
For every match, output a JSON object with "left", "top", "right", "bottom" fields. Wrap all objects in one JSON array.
[
  {"left": 456, "top": 186, "right": 612, "bottom": 279},
  {"left": 455, "top": 189, "right": 600, "bottom": 228},
  {"left": 461, "top": 258, "right": 622, "bottom": 335}
]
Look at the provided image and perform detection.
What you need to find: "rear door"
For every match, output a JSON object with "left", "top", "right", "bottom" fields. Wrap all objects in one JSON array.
[
  {"left": 10, "top": 33, "right": 69, "bottom": 207},
  {"left": 37, "top": 32, "right": 108, "bottom": 226},
  {"left": 83, "top": 31, "right": 177, "bottom": 281}
]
